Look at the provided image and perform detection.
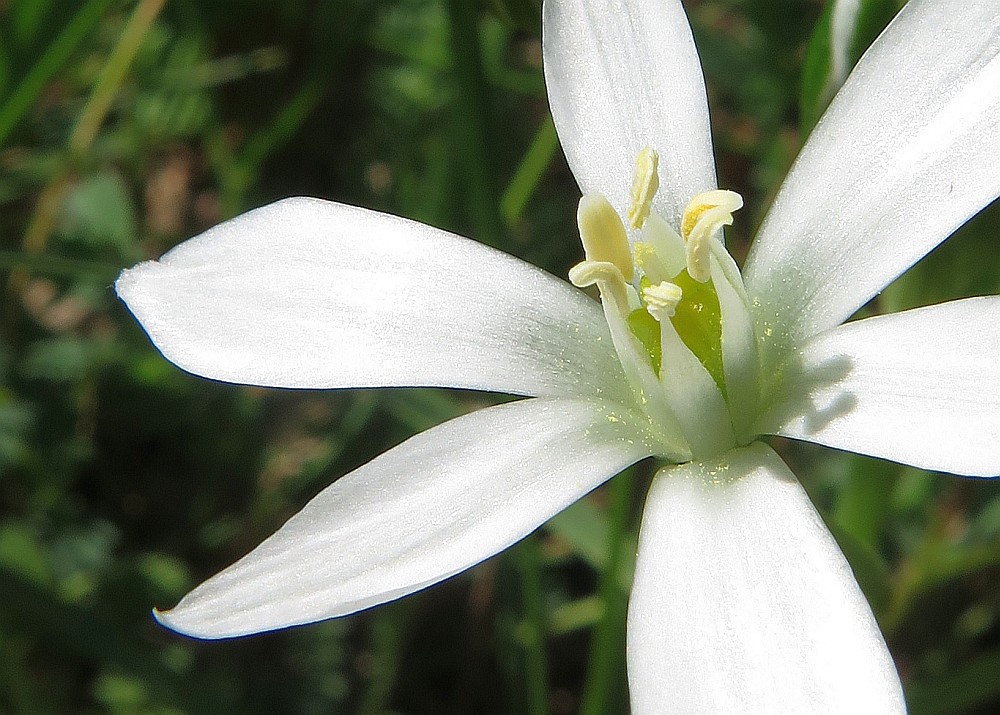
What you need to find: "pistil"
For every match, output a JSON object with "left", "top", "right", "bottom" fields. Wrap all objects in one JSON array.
[{"left": 569, "top": 149, "right": 747, "bottom": 453}]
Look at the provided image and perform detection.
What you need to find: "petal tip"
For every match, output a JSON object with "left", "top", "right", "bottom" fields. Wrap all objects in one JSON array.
[
  {"left": 153, "top": 604, "right": 228, "bottom": 641},
  {"left": 114, "top": 260, "right": 162, "bottom": 304}
]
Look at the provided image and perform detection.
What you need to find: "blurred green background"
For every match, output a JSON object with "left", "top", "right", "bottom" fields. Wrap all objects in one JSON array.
[{"left": 2, "top": 0, "right": 1000, "bottom": 712}]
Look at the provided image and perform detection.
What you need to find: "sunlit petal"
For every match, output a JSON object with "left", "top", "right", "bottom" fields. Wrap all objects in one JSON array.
[
  {"left": 117, "top": 197, "right": 627, "bottom": 400},
  {"left": 713, "top": 256, "right": 757, "bottom": 441},
  {"left": 542, "top": 0, "right": 716, "bottom": 227},
  {"left": 761, "top": 297, "right": 1000, "bottom": 477},
  {"left": 745, "top": 0, "right": 1000, "bottom": 353},
  {"left": 157, "top": 397, "right": 657, "bottom": 638},
  {"left": 627, "top": 443, "right": 904, "bottom": 713}
]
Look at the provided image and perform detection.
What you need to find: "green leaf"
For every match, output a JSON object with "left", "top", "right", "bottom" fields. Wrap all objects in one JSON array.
[
  {"left": 907, "top": 649, "right": 1000, "bottom": 715},
  {"left": 545, "top": 497, "right": 610, "bottom": 571},
  {"left": 487, "top": 0, "right": 541, "bottom": 33},
  {"left": 58, "top": 171, "right": 138, "bottom": 255},
  {"left": 800, "top": 0, "right": 900, "bottom": 136},
  {"left": 11, "top": 0, "right": 57, "bottom": 47},
  {"left": 0, "top": 249, "right": 119, "bottom": 281},
  {"left": 824, "top": 517, "right": 892, "bottom": 617},
  {"left": 501, "top": 116, "right": 558, "bottom": 226},
  {"left": 0, "top": 525, "right": 53, "bottom": 588},
  {"left": 833, "top": 454, "right": 897, "bottom": 547},
  {"left": 0, "top": 0, "right": 114, "bottom": 146},
  {"left": 21, "top": 337, "right": 97, "bottom": 383},
  {"left": 800, "top": 1, "right": 836, "bottom": 136}
]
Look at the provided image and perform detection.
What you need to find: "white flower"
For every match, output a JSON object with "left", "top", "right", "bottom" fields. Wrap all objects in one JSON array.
[{"left": 116, "top": 0, "right": 1000, "bottom": 711}]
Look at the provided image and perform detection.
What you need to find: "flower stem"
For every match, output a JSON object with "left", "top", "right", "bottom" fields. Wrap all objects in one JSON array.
[
  {"left": 501, "top": 116, "right": 559, "bottom": 226},
  {"left": 514, "top": 536, "right": 550, "bottom": 715},
  {"left": 579, "top": 472, "right": 633, "bottom": 714},
  {"left": 0, "top": 0, "right": 114, "bottom": 148},
  {"left": 12, "top": 0, "right": 166, "bottom": 295},
  {"left": 443, "top": 0, "right": 504, "bottom": 248}
]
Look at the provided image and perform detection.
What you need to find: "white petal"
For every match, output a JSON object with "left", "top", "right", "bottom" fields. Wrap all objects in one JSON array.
[
  {"left": 744, "top": 0, "right": 1000, "bottom": 349},
  {"left": 713, "top": 256, "right": 758, "bottom": 441},
  {"left": 658, "top": 318, "right": 734, "bottom": 459},
  {"left": 156, "top": 397, "right": 656, "bottom": 638},
  {"left": 116, "top": 198, "right": 626, "bottom": 400},
  {"left": 640, "top": 214, "right": 686, "bottom": 278},
  {"left": 761, "top": 297, "right": 1000, "bottom": 477},
  {"left": 542, "top": 0, "right": 716, "bottom": 226},
  {"left": 627, "top": 443, "right": 904, "bottom": 714},
  {"left": 593, "top": 276, "right": 690, "bottom": 457}
]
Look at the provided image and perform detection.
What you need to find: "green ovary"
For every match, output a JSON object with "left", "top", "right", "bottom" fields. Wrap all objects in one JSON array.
[
  {"left": 627, "top": 306, "right": 662, "bottom": 370},
  {"left": 671, "top": 270, "right": 726, "bottom": 399},
  {"left": 629, "top": 270, "right": 727, "bottom": 400}
]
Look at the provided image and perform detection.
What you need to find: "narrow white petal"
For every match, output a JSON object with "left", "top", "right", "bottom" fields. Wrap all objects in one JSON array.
[
  {"left": 640, "top": 214, "right": 686, "bottom": 278},
  {"left": 658, "top": 319, "right": 733, "bottom": 459},
  {"left": 713, "top": 257, "right": 758, "bottom": 441},
  {"left": 594, "top": 279, "right": 689, "bottom": 456},
  {"left": 116, "top": 198, "right": 626, "bottom": 400},
  {"left": 542, "top": 0, "right": 716, "bottom": 226},
  {"left": 761, "top": 297, "right": 1000, "bottom": 477},
  {"left": 745, "top": 0, "right": 1000, "bottom": 349},
  {"left": 627, "top": 443, "right": 904, "bottom": 714},
  {"left": 157, "top": 397, "right": 656, "bottom": 638}
]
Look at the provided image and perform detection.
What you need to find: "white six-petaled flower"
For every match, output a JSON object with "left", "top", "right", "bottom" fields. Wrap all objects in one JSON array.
[{"left": 116, "top": 0, "right": 1000, "bottom": 711}]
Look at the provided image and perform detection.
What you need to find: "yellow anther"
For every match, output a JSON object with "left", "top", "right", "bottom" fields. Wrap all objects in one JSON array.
[
  {"left": 685, "top": 234, "right": 713, "bottom": 283},
  {"left": 627, "top": 147, "right": 659, "bottom": 229},
  {"left": 680, "top": 190, "right": 743, "bottom": 241},
  {"left": 643, "top": 281, "right": 683, "bottom": 321},
  {"left": 578, "top": 193, "right": 634, "bottom": 282},
  {"left": 680, "top": 190, "right": 744, "bottom": 283}
]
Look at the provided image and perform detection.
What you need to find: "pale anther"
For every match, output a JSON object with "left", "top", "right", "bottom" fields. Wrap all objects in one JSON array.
[
  {"left": 680, "top": 189, "right": 743, "bottom": 240},
  {"left": 569, "top": 260, "right": 629, "bottom": 308},
  {"left": 569, "top": 260, "right": 625, "bottom": 289},
  {"left": 680, "top": 190, "right": 744, "bottom": 283},
  {"left": 643, "top": 281, "right": 683, "bottom": 321},
  {"left": 627, "top": 147, "right": 659, "bottom": 230},
  {"left": 578, "top": 193, "right": 634, "bottom": 282}
]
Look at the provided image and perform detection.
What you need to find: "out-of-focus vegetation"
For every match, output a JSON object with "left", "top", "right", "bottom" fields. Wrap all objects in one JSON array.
[{"left": 1, "top": 0, "right": 999, "bottom": 712}]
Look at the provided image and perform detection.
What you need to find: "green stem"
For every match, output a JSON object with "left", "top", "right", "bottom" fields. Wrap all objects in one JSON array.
[
  {"left": 67, "top": 0, "right": 167, "bottom": 158},
  {"left": 0, "top": 0, "right": 114, "bottom": 147},
  {"left": 579, "top": 472, "right": 633, "bottom": 714},
  {"left": 17, "top": 0, "right": 166, "bottom": 291},
  {"left": 443, "top": 0, "right": 504, "bottom": 247},
  {"left": 515, "top": 536, "right": 550, "bottom": 715},
  {"left": 220, "top": 76, "right": 326, "bottom": 214},
  {"left": 501, "top": 115, "right": 558, "bottom": 226},
  {"left": 0, "top": 249, "right": 119, "bottom": 282},
  {"left": 359, "top": 607, "right": 406, "bottom": 715}
]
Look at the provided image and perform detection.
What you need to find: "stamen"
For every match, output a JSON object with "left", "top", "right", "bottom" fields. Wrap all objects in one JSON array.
[
  {"left": 643, "top": 281, "right": 683, "bottom": 321},
  {"left": 577, "top": 194, "right": 634, "bottom": 282},
  {"left": 680, "top": 190, "right": 743, "bottom": 239},
  {"left": 569, "top": 260, "right": 629, "bottom": 307},
  {"left": 680, "top": 190, "right": 744, "bottom": 283},
  {"left": 568, "top": 260, "right": 625, "bottom": 288},
  {"left": 627, "top": 147, "right": 659, "bottom": 229}
]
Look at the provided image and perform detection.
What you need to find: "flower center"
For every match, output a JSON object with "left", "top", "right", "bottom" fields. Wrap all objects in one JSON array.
[
  {"left": 570, "top": 149, "right": 742, "bottom": 395},
  {"left": 568, "top": 149, "right": 754, "bottom": 459}
]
